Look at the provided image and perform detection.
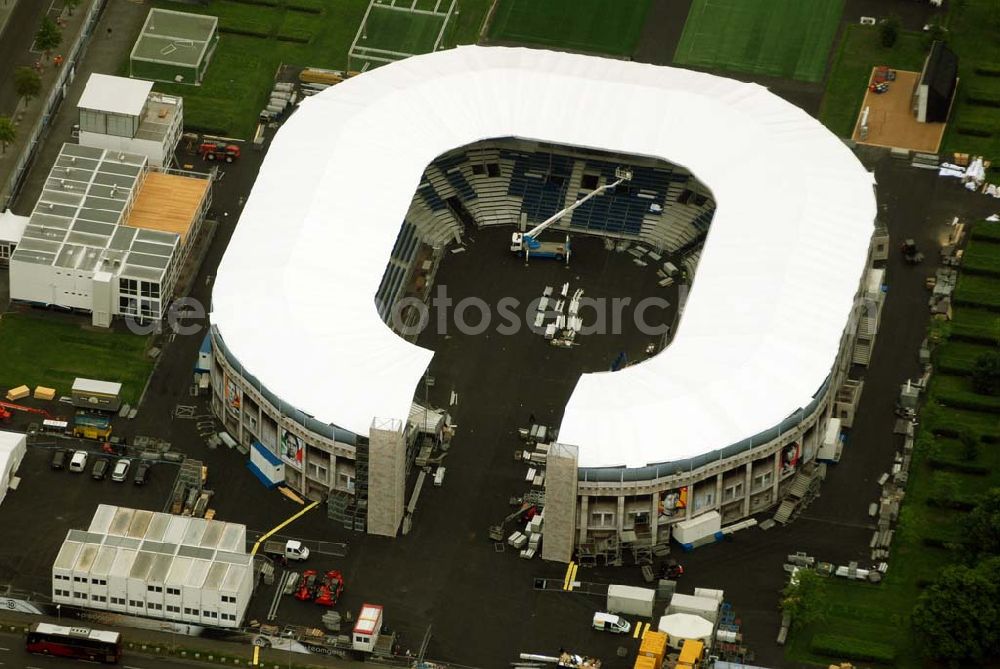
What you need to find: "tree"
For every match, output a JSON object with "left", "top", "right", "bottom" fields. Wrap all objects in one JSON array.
[
  {"left": 972, "top": 351, "right": 1000, "bottom": 396},
  {"left": 0, "top": 117, "right": 15, "bottom": 155},
  {"left": 964, "top": 488, "right": 1000, "bottom": 558},
  {"left": 14, "top": 67, "right": 41, "bottom": 103},
  {"left": 912, "top": 564, "right": 1000, "bottom": 666},
  {"left": 64, "top": 0, "right": 80, "bottom": 16},
  {"left": 780, "top": 568, "right": 826, "bottom": 631},
  {"left": 34, "top": 16, "right": 62, "bottom": 58},
  {"left": 879, "top": 15, "right": 900, "bottom": 48}
]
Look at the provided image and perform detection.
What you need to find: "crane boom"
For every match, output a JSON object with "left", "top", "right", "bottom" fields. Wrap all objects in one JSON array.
[{"left": 523, "top": 168, "right": 632, "bottom": 240}]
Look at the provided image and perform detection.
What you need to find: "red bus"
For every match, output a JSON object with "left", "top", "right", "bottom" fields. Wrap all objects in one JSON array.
[{"left": 26, "top": 622, "right": 122, "bottom": 664}]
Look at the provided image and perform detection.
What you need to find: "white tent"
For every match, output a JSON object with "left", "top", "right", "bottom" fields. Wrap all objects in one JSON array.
[
  {"left": 212, "top": 45, "right": 875, "bottom": 464},
  {"left": 658, "top": 612, "right": 713, "bottom": 650},
  {"left": 0, "top": 431, "right": 26, "bottom": 506}
]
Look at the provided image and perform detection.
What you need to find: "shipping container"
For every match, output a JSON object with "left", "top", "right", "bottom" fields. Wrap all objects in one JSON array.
[{"left": 607, "top": 584, "right": 655, "bottom": 618}]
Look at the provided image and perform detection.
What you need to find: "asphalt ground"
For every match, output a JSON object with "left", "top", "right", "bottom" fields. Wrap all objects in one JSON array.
[
  {"left": 0, "top": 444, "right": 177, "bottom": 598},
  {"left": 0, "top": 0, "right": 54, "bottom": 117}
]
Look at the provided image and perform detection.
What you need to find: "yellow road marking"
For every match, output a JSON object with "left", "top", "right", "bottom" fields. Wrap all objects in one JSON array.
[
  {"left": 252, "top": 645, "right": 260, "bottom": 666},
  {"left": 250, "top": 500, "right": 319, "bottom": 556},
  {"left": 562, "top": 561, "right": 575, "bottom": 590},
  {"left": 633, "top": 622, "right": 642, "bottom": 639},
  {"left": 567, "top": 562, "right": 579, "bottom": 591}
]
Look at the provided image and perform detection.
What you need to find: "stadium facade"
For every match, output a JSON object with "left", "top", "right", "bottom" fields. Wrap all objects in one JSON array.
[{"left": 210, "top": 46, "right": 881, "bottom": 561}]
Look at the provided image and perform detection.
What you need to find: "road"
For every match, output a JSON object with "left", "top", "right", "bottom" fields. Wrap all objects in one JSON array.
[
  {"left": 0, "top": 636, "right": 204, "bottom": 669},
  {"left": 0, "top": 0, "right": 54, "bottom": 117}
]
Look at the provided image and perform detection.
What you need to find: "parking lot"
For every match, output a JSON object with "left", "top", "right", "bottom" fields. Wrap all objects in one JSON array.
[{"left": 0, "top": 442, "right": 177, "bottom": 598}]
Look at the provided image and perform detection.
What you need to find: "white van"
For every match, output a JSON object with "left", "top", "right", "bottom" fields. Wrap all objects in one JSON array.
[
  {"left": 593, "top": 612, "right": 631, "bottom": 634},
  {"left": 69, "top": 450, "right": 88, "bottom": 472}
]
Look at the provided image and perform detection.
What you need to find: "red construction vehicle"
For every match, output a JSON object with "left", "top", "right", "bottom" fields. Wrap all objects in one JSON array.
[
  {"left": 198, "top": 141, "right": 241, "bottom": 163},
  {"left": 294, "top": 570, "right": 319, "bottom": 601},
  {"left": 0, "top": 401, "right": 56, "bottom": 422},
  {"left": 313, "top": 570, "right": 344, "bottom": 607}
]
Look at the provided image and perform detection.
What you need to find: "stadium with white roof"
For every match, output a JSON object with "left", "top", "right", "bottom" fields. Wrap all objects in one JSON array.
[{"left": 209, "top": 46, "right": 882, "bottom": 561}]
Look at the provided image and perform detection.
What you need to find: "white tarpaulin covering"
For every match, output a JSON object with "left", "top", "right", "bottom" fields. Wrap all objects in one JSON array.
[
  {"left": 0, "top": 431, "right": 26, "bottom": 507},
  {"left": 212, "top": 46, "right": 875, "bottom": 459},
  {"left": 658, "top": 612, "right": 713, "bottom": 646}
]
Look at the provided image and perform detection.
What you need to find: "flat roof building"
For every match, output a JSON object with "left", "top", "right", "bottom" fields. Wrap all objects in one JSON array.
[
  {"left": 52, "top": 505, "right": 253, "bottom": 629},
  {"left": 78, "top": 74, "right": 184, "bottom": 168},
  {"left": 9, "top": 144, "right": 211, "bottom": 327}
]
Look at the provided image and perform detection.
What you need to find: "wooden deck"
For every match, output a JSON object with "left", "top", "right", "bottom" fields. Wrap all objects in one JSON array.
[
  {"left": 852, "top": 69, "right": 947, "bottom": 154},
  {"left": 127, "top": 172, "right": 209, "bottom": 242}
]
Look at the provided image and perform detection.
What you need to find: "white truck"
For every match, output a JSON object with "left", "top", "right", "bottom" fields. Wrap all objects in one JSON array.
[
  {"left": 262, "top": 539, "right": 310, "bottom": 561},
  {"left": 592, "top": 612, "right": 631, "bottom": 634},
  {"left": 606, "top": 584, "right": 655, "bottom": 618}
]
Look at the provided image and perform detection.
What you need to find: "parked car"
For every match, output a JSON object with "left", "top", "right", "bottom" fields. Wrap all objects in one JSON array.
[
  {"left": 69, "top": 450, "right": 88, "bottom": 473},
  {"left": 50, "top": 448, "right": 67, "bottom": 470},
  {"left": 91, "top": 458, "right": 110, "bottom": 481},
  {"left": 133, "top": 461, "right": 151, "bottom": 485},
  {"left": 111, "top": 458, "right": 131, "bottom": 482}
]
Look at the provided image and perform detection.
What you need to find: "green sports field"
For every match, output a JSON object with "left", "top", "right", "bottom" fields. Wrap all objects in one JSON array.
[
  {"left": 674, "top": 0, "right": 845, "bottom": 82},
  {"left": 488, "top": 0, "right": 651, "bottom": 57},
  {"left": 356, "top": 6, "right": 446, "bottom": 60}
]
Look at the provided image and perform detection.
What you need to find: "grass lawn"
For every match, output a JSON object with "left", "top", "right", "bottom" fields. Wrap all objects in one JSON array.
[
  {"left": 354, "top": 5, "right": 446, "bottom": 63},
  {"left": 786, "top": 226, "right": 1000, "bottom": 666},
  {"left": 939, "top": 0, "right": 1000, "bottom": 159},
  {"left": 819, "top": 25, "right": 929, "bottom": 138},
  {"left": 487, "top": 0, "right": 651, "bottom": 56},
  {"left": 0, "top": 313, "right": 154, "bottom": 405},
  {"left": 142, "top": 0, "right": 490, "bottom": 138},
  {"left": 673, "top": 0, "right": 844, "bottom": 82}
]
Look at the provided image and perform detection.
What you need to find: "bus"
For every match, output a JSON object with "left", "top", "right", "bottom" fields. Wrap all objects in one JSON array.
[{"left": 25, "top": 622, "right": 122, "bottom": 664}]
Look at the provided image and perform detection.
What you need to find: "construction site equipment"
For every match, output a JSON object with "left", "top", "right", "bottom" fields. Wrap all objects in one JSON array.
[
  {"left": 0, "top": 400, "right": 56, "bottom": 422},
  {"left": 73, "top": 413, "right": 112, "bottom": 440},
  {"left": 199, "top": 142, "right": 240, "bottom": 163},
  {"left": 169, "top": 458, "right": 204, "bottom": 515},
  {"left": 488, "top": 503, "right": 534, "bottom": 542},
  {"left": 5, "top": 385, "right": 29, "bottom": 401},
  {"left": 901, "top": 239, "right": 924, "bottom": 264},
  {"left": 510, "top": 167, "right": 632, "bottom": 262},
  {"left": 638, "top": 630, "right": 668, "bottom": 669}
]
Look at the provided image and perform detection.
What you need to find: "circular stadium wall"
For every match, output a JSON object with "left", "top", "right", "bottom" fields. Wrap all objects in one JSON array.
[{"left": 209, "top": 46, "right": 877, "bottom": 552}]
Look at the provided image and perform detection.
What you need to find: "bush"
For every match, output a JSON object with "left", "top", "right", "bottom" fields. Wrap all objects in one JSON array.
[
  {"left": 972, "top": 351, "right": 1000, "bottom": 396},
  {"left": 879, "top": 15, "right": 900, "bottom": 47},
  {"left": 810, "top": 633, "right": 896, "bottom": 662},
  {"left": 935, "top": 394, "right": 1000, "bottom": 413},
  {"left": 974, "top": 66, "right": 1000, "bottom": 76},
  {"left": 288, "top": 3, "right": 323, "bottom": 13}
]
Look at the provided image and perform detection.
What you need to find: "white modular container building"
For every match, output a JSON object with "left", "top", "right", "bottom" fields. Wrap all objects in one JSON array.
[
  {"left": 52, "top": 505, "right": 253, "bottom": 628},
  {"left": 607, "top": 584, "right": 656, "bottom": 618},
  {"left": 817, "top": 417, "right": 843, "bottom": 463},
  {"left": 672, "top": 511, "right": 722, "bottom": 546},
  {"left": 667, "top": 593, "right": 720, "bottom": 624},
  {"left": 0, "top": 431, "right": 26, "bottom": 508}
]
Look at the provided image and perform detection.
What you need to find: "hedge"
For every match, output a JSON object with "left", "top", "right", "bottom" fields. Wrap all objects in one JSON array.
[
  {"left": 955, "top": 126, "right": 994, "bottom": 138},
  {"left": 218, "top": 26, "right": 270, "bottom": 39},
  {"left": 974, "top": 66, "right": 1000, "bottom": 76},
  {"left": 927, "top": 457, "right": 991, "bottom": 475},
  {"left": 810, "top": 634, "right": 896, "bottom": 663},
  {"left": 926, "top": 496, "right": 977, "bottom": 511},
  {"left": 935, "top": 394, "right": 1000, "bottom": 414}
]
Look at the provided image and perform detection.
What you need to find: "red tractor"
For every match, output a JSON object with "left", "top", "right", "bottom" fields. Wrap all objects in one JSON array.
[
  {"left": 294, "top": 570, "right": 318, "bottom": 601},
  {"left": 313, "top": 570, "right": 344, "bottom": 607},
  {"left": 199, "top": 141, "right": 241, "bottom": 163}
]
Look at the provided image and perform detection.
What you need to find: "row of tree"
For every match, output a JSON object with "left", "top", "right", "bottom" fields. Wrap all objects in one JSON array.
[
  {"left": 0, "top": 9, "right": 70, "bottom": 154},
  {"left": 911, "top": 488, "right": 1000, "bottom": 665}
]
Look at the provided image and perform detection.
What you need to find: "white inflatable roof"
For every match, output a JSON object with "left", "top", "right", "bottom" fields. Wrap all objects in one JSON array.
[{"left": 211, "top": 46, "right": 875, "bottom": 466}]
